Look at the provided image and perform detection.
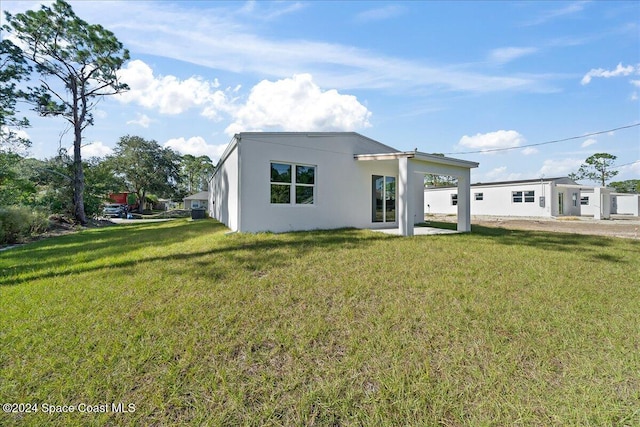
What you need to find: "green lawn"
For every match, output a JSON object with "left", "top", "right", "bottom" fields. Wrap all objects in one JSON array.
[{"left": 1, "top": 219, "right": 639, "bottom": 426}]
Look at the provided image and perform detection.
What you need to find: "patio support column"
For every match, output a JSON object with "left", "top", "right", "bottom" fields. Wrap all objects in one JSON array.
[
  {"left": 593, "top": 187, "right": 602, "bottom": 220},
  {"left": 602, "top": 187, "right": 611, "bottom": 219},
  {"left": 456, "top": 170, "right": 471, "bottom": 232},
  {"left": 398, "top": 157, "right": 415, "bottom": 236}
]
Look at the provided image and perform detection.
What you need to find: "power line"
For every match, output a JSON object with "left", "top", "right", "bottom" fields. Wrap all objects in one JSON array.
[
  {"left": 444, "top": 123, "right": 640, "bottom": 155},
  {"left": 614, "top": 159, "right": 640, "bottom": 168}
]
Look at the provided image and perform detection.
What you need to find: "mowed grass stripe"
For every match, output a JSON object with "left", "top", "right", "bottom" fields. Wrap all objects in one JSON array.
[{"left": 1, "top": 219, "right": 638, "bottom": 426}]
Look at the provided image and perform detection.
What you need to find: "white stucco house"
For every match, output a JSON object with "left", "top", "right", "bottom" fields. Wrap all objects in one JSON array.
[
  {"left": 424, "top": 177, "right": 626, "bottom": 220},
  {"left": 183, "top": 191, "right": 209, "bottom": 210},
  {"left": 208, "top": 132, "right": 478, "bottom": 236}
]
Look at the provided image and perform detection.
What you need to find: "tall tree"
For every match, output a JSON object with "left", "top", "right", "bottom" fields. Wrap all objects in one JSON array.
[
  {"left": 0, "top": 38, "right": 31, "bottom": 152},
  {"left": 180, "top": 154, "right": 215, "bottom": 194},
  {"left": 108, "top": 136, "right": 181, "bottom": 212},
  {"left": 3, "top": 0, "right": 130, "bottom": 224},
  {"left": 576, "top": 153, "right": 619, "bottom": 186}
]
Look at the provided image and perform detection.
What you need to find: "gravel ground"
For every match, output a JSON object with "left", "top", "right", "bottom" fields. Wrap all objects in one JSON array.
[{"left": 426, "top": 214, "right": 640, "bottom": 240}]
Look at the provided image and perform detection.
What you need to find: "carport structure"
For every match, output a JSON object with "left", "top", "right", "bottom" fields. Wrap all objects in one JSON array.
[{"left": 355, "top": 151, "right": 479, "bottom": 236}]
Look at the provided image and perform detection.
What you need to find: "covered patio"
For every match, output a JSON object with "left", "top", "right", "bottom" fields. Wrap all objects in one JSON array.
[{"left": 355, "top": 150, "right": 479, "bottom": 236}]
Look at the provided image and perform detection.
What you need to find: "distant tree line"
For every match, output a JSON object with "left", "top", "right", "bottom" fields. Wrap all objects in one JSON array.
[{"left": 0, "top": 137, "right": 215, "bottom": 217}]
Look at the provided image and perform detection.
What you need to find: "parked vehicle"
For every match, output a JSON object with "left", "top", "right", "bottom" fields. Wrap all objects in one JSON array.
[{"left": 102, "top": 203, "right": 126, "bottom": 218}]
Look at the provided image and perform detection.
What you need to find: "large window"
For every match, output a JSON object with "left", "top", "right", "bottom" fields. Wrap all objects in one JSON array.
[
  {"left": 270, "top": 162, "right": 315, "bottom": 205},
  {"left": 372, "top": 175, "right": 396, "bottom": 222}
]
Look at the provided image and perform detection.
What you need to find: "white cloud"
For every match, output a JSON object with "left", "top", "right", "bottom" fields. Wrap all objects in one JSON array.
[
  {"left": 126, "top": 113, "right": 153, "bottom": 128},
  {"left": 536, "top": 158, "right": 582, "bottom": 177},
  {"left": 72, "top": 2, "right": 549, "bottom": 94},
  {"left": 116, "top": 60, "right": 229, "bottom": 115},
  {"left": 581, "top": 138, "right": 597, "bottom": 148},
  {"left": 163, "top": 136, "right": 228, "bottom": 161},
  {"left": 631, "top": 92, "right": 639, "bottom": 101},
  {"left": 225, "top": 74, "right": 372, "bottom": 135},
  {"left": 620, "top": 161, "right": 640, "bottom": 181},
  {"left": 458, "top": 130, "right": 526, "bottom": 154},
  {"left": 489, "top": 47, "right": 538, "bottom": 64},
  {"left": 631, "top": 80, "right": 640, "bottom": 88},
  {"left": 355, "top": 5, "right": 406, "bottom": 23},
  {"left": 522, "top": 147, "right": 538, "bottom": 155},
  {"left": 525, "top": 1, "right": 588, "bottom": 26},
  {"left": 80, "top": 141, "right": 113, "bottom": 158},
  {"left": 581, "top": 63, "right": 638, "bottom": 85}
]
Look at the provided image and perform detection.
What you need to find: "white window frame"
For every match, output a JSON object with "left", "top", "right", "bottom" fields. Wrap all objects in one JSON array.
[
  {"left": 270, "top": 162, "right": 316, "bottom": 205},
  {"left": 524, "top": 190, "right": 535, "bottom": 203},
  {"left": 512, "top": 190, "right": 535, "bottom": 203}
]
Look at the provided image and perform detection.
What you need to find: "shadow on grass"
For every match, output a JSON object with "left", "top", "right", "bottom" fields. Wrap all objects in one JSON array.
[{"left": 0, "top": 221, "right": 390, "bottom": 286}]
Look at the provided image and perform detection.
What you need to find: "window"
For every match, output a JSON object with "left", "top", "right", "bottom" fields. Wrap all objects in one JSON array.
[
  {"left": 512, "top": 190, "right": 535, "bottom": 203},
  {"left": 372, "top": 175, "right": 396, "bottom": 222},
  {"left": 581, "top": 196, "right": 589, "bottom": 206},
  {"left": 451, "top": 194, "right": 458, "bottom": 206},
  {"left": 572, "top": 192, "right": 579, "bottom": 207},
  {"left": 475, "top": 192, "right": 484, "bottom": 201},
  {"left": 524, "top": 191, "right": 535, "bottom": 203},
  {"left": 270, "top": 162, "right": 315, "bottom": 205},
  {"left": 512, "top": 191, "right": 523, "bottom": 203}
]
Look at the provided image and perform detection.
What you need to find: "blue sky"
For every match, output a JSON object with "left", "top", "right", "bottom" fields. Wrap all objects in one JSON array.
[{"left": 3, "top": 0, "right": 639, "bottom": 184}]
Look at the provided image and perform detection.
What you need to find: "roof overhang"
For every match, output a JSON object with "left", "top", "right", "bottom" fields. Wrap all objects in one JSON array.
[{"left": 354, "top": 150, "right": 479, "bottom": 169}]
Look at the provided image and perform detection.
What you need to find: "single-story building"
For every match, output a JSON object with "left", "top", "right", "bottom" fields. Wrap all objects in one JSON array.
[
  {"left": 208, "top": 132, "right": 478, "bottom": 236},
  {"left": 424, "top": 177, "right": 629, "bottom": 220},
  {"left": 183, "top": 191, "right": 209, "bottom": 210}
]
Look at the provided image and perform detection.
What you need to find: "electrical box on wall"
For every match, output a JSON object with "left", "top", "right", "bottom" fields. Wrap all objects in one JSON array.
[{"left": 539, "top": 196, "right": 545, "bottom": 207}]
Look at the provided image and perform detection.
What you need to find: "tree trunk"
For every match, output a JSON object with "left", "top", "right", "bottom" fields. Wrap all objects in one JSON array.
[
  {"left": 139, "top": 189, "right": 146, "bottom": 213},
  {"left": 73, "top": 122, "right": 87, "bottom": 225}
]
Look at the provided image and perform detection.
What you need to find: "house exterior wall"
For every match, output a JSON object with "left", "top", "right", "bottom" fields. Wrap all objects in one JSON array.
[
  {"left": 237, "top": 133, "right": 401, "bottom": 233},
  {"left": 426, "top": 181, "right": 556, "bottom": 217},
  {"left": 554, "top": 185, "right": 582, "bottom": 217},
  {"left": 579, "top": 190, "right": 597, "bottom": 216},
  {"left": 613, "top": 193, "right": 640, "bottom": 216},
  {"left": 209, "top": 141, "right": 240, "bottom": 231}
]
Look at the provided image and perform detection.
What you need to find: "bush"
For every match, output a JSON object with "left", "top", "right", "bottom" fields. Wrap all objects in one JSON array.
[{"left": 0, "top": 206, "right": 50, "bottom": 245}]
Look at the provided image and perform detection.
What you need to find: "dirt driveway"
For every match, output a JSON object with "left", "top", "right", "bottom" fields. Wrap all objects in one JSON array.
[{"left": 426, "top": 214, "right": 640, "bottom": 240}]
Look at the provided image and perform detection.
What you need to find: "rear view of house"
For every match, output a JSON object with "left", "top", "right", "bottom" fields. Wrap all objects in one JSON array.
[{"left": 209, "top": 132, "right": 478, "bottom": 236}]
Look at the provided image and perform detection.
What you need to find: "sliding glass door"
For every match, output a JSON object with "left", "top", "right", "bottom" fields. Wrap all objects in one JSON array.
[{"left": 372, "top": 175, "right": 396, "bottom": 223}]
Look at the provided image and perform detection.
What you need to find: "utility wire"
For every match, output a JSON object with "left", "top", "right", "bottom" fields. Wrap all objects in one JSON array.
[
  {"left": 444, "top": 123, "right": 640, "bottom": 155},
  {"left": 613, "top": 159, "right": 640, "bottom": 168}
]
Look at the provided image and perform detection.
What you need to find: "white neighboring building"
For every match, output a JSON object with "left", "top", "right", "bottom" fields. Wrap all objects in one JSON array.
[
  {"left": 611, "top": 193, "right": 640, "bottom": 216},
  {"left": 424, "top": 177, "right": 620, "bottom": 219},
  {"left": 209, "top": 132, "right": 478, "bottom": 236},
  {"left": 183, "top": 191, "right": 209, "bottom": 210}
]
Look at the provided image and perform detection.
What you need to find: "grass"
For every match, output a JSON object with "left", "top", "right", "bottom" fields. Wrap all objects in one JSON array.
[{"left": 1, "top": 219, "right": 639, "bottom": 426}]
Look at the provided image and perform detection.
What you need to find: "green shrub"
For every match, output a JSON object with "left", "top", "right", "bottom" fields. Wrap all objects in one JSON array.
[{"left": 0, "top": 206, "right": 50, "bottom": 245}]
